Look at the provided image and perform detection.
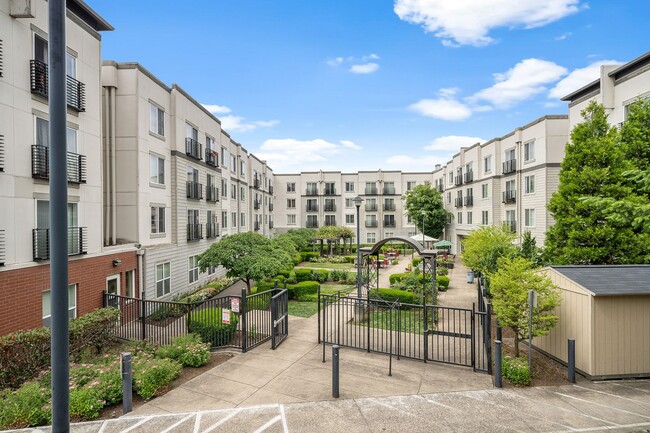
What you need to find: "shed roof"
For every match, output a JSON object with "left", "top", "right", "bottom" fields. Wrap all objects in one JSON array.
[{"left": 550, "top": 265, "right": 650, "bottom": 296}]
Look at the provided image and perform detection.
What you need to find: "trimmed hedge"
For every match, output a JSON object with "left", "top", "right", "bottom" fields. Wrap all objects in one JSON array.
[
  {"left": 294, "top": 268, "right": 312, "bottom": 282},
  {"left": 188, "top": 307, "right": 238, "bottom": 347},
  {"left": 389, "top": 273, "right": 408, "bottom": 285},
  {"left": 436, "top": 275, "right": 450, "bottom": 290},
  {"left": 292, "top": 281, "right": 320, "bottom": 301},
  {"left": 412, "top": 257, "right": 422, "bottom": 267},
  {"left": 370, "top": 288, "right": 416, "bottom": 304},
  {"left": 0, "top": 308, "right": 119, "bottom": 390},
  {"left": 300, "top": 252, "right": 319, "bottom": 262},
  {"left": 310, "top": 269, "right": 329, "bottom": 283}
]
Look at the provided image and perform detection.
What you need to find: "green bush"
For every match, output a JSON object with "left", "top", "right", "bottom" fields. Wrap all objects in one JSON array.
[
  {"left": 133, "top": 355, "right": 182, "bottom": 400},
  {"left": 412, "top": 257, "right": 422, "bottom": 267},
  {"left": 69, "top": 387, "right": 104, "bottom": 421},
  {"left": 286, "top": 271, "right": 297, "bottom": 284},
  {"left": 369, "top": 288, "right": 416, "bottom": 304},
  {"left": 502, "top": 355, "right": 531, "bottom": 386},
  {"left": 300, "top": 252, "right": 319, "bottom": 262},
  {"left": 392, "top": 259, "right": 399, "bottom": 265},
  {"left": 437, "top": 267, "right": 448, "bottom": 276},
  {"left": 0, "top": 381, "right": 51, "bottom": 429},
  {"left": 389, "top": 273, "right": 407, "bottom": 285},
  {"left": 345, "top": 272, "right": 357, "bottom": 285},
  {"left": 157, "top": 334, "right": 211, "bottom": 367},
  {"left": 188, "top": 308, "right": 238, "bottom": 347},
  {"left": 294, "top": 268, "right": 312, "bottom": 282},
  {"left": 310, "top": 269, "right": 329, "bottom": 283},
  {"left": 293, "top": 281, "right": 320, "bottom": 301},
  {"left": 292, "top": 253, "right": 302, "bottom": 266},
  {"left": 343, "top": 255, "right": 356, "bottom": 263},
  {"left": 436, "top": 275, "right": 450, "bottom": 289},
  {"left": 278, "top": 269, "right": 292, "bottom": 278}
]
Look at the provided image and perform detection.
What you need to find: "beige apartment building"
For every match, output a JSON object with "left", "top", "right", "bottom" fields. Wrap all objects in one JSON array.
[
  {"left": 0, "top": 0, "right": 140, "bottom": 335},
  {"left": 101, "top": 62, "right": 273, "bottom": 301}
]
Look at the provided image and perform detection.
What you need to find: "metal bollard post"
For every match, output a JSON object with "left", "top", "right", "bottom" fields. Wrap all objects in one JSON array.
[
  {"left": 332, "top": 345, "right": 340, "bottom": 398},
  {"left": 121, "top": 352, "right": 133, "bottom": 414},
  {"left": 568, "top": 339, "right": 576, "bottom": 383},
  {"left": 494, "top": 341, "right": 502, "bottom": 388}
]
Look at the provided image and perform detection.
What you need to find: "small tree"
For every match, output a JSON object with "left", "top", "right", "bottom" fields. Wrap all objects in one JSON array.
[
  {"left": 490, "top": 257, "right": 561, "bottom": 356},
  {"left": 520, "top": 231, "right": 543, "bottom": 267},
  {"left": 403, "top": 184, "right": 449, "bottom": 238},
  {"left": 461, "top": 224, "right": 518, "bottom": 278},
  {"left": 198, "top": 232, "right": 293, "bottom": 292},
  {"left": 283, "top": 228, "right": 316, "bottom": 251}
]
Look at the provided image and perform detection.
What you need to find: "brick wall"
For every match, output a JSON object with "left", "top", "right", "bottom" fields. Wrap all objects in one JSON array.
[{"left": 0, "top": 251, "right": 138, "bottom": 335}]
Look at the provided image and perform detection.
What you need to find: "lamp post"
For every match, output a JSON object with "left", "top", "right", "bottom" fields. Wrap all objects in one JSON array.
[{"left": 353, "top": 196, "right": 364, "bottom": 299}]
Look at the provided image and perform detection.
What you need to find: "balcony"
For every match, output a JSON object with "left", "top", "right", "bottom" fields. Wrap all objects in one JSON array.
[
  {"left": 365, "top": 220, "right": 378, "bottom": 228},
  {"left": 269, "top": 221, "right": 274, "bottom": 229},
  {"left": 269, "top": 203, "right": 274, "bottom": 211},
  {"left": 206, "top": 186, "right": 219, "bottom": 202},
  {"left": 383, "top": 219, "right": 396, "bottom": 228},
  {"left": 31, "top": 145, "right": 87, "bottom": 184},
  {"left": 454, "top": 175, "right": 463, "bottom": 186},
  {"left": 205, "top": 148, "right": 218, "bottom": 167},
  {"left": 269, "top": 185, "right": 274, "bottom": 195},
  {"left": 503, "top": 190, "right": 516, "bottom": 204},
  {"left": 30, "top": 60, "right": 86, "bottom": 112},
  {"left": 454, "top": 197, "right": 463, "bottom": 208},
  {"left": 324, "top": 188, "right": 336, "bottom": 196},
  {"left": 187, "top": 223, "right": 203, "bottom": 241},
  {"left": 306, "top": 187, "right": 319, "bottom": 196},
  {"left": 383, "top": 203, "right": 396, "bottom": 211},
  {"left": 254, "top": 177, "right": 261, "bottom": 189},
  {"left": 365, "top": 186, "right": 378, "bottom": 195},
  {"left": 325, "top": 219, "right": 336, "bottom": 226},
  {"left": 254, "top": 221, "right": 260, "bottom": 231},
  {"left": 254, "top": 200, "right": 260, "bottom": 210},
  {"left": 185, "top": 138, "right": 202, "bottom": 160},
  {"left": 324, "top": 203, "right": 336, "bottom": 212},
  {"left": 464, "top": 196, "right": 473, "bottom": 207},
  {"left": 32, "top": 227, "right": 87, "bottom": 261},
  {"left": 383, "top": 186, "right": 396, "bottom": 195},
  {"left": 463, "top": 170, "right": 474, "bottom": 183},
  {"left": 306, "top": 204, "right": 318, "bottom": 212},
  {"left": 365, "top": 203, "right": 377, "bottom": 212},
  {"left": 506, "top": 220, "right": 516, "bottom": 232},
  {"left": 503, "top": 159, "right": 517, "bottom": 175},
  {"left": 0, "top": 230, "right": 5, "bottom": 266},
  {"left": 186, "top": 181, "right": 203, "bottom": 200},
  {"left": 306, "top": 220, "right": 318, "bottom": 229},
  {"left": 206, "top": 223, "right": 219, "bottom": 239}
]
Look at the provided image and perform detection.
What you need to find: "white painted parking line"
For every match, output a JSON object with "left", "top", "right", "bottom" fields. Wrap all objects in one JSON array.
[
  {"left": 549, "top": 421, "right": 650, "bottom": 433},
  {"left": 554, "top": 391, "right": 650, "bottom": 420},
  {"left": 607, "top": 381, "right": 650, "bottom": 394},
  {"left": 252, "top": 415, "right": 281, "bottom": 433},
  {"left": 121, "top": 416, "right": 152, "bottom": 433},
  {"left": 279, "top": 404, "right": 289, "bottom": 433},
  {"left": 159, "top": 414, "right": 193, "bottom": 433},
  {"left": 192, "top": 412, "right": 202, "bottom": 433},
  {"left": 201, "top": 409, "right": 241, "bottom": 433},
  {"left": 573, "top": 384, "right": 650, "bottom": 408}
]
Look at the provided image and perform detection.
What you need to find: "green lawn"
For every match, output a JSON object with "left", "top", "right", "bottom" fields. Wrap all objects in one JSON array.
[
  {"left": 361, "top": 309, "right": 433, "bottom": 334},
  {"left": 298, "top": 262, "right": 354, "bottom": 270},
  {"left": 320, "top": 283, "right": 356, "bottom": 295},
  {"left": 288, "top": 301, "right": 320, "bottom": 317}
]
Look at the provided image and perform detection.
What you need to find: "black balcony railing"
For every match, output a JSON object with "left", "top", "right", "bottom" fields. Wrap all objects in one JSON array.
[
  {"left": 206, "top": 223, "right": 219, "bottom": 239},
  {"left": 454, "top": 175, "right": 463, "bottom": 186},
  {"left": 365, "top": 187, "right": 378, "bottom": 195},
  {"left": 306, "top": 188, "right": 318, "bottom": 196},
  {"left": 269, "top": 185, "right": 274, "bottom": 194},
  {"left": 324, "top": 204, "right": 336, "bottom": 212},
  {"left": 383, "top": 203, "right": 396, "bottom": 211},
  {"left": 306, "top": 220, "right": 318, "bottom": 229},
  {"left": 506, "top": 220, "right": 516, "bottom": 232},
  {"left": 185, "top": 138, "right": 202, "bottom": 160},
  {"left": 269, "top": 203, "right": 274, "bottom": 211},
  {"left": 365, "top": 203, "right": 377, "bottom": 212},
  {"left": 503, "top": 190, "right": 516, "bottom": 204},
  {"left": 33, "top": 227, "right": 87, "bottom": 261},
  {"left": 254, "top": 200, "right": 260, "bottom": 210},
  {"left": 503, "top": 159, "right": 517, "bottom": 174},
  {"left": 187, "top": 181, "right": 203, "bottom": 199},
  {"left": 30, "top": 60, "right": 86, "bottom": 112},
  {"left": 206, "top": 186, "right": 219, "bottom": 202},
  {"left": 269, "top": 221, "right": 274, "bottom": 229},
  {"left": 365, "top": 220, "right": 378, "bottom": 228},
  {"left": 306, "top": 204, "right": 318, "bottom": 212},
  {"left": 324, "top": 188, "right": 336, "bottom": 196},
  {"left": 436, "top": 184, "right": 444, "bottom": 193},
  {"left": 205, "top": 148, "right": 218, "bottom": 167},
  {"left": 464, "top": 196, "right": 474, "bottom": 207},
  {"left": 463, "top": 170, "right": 474, "bottom": 183},
  {"left": 325, "top": 219, "right": 336, "bottom": 226},
  {"left": 254, "top": 177, "right": 261, "bottom": 189},
  {"left": 383, "top": 187, "right": 396, "bottom": 195},
  {"left": 455, "top": 197, "right": 463, "bottom": 208},
  {"left": 254, "top": 221, "right": 260, "bottom": 231},
  {"left": 187, "top": 224, "right": 203, "bottom": 240},
  {"left": 31, "top": 145, "right": 87, "bottom": 184},
  {"left": 384, "top": 219, "right": 396, "bottom": 228}
]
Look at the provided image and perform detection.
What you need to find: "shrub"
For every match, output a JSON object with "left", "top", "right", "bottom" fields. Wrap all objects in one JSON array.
[
  {"left": 0, "top": 381, "right": 51, "bottom": 429},
  {"left": 286, "top": 271, "right": 297, "bottom": 284},
  {"left": 69, "top": 308, "right": 121, "bottom": 358},
  {"left": 294, "top": 268, "right": 312, "bottom": 282},
  {"left": 157, "top": 334, "right": 210, "bottom": 368},
  {"left": 389, "top": 273, "right": 407, "bottom": 285},
  {"left": 369, "top": 288, "right": 416, "bottom": 304},
  {"left": 437, "top": 267, "right": 448, "bottom": 276},
  {"left": 293, "top": 281, "right": 320, "bottom": 301},
  {"left": 502, "top": 355, "right": 531, "bottom": 386},
  {"left": 436, "top": 275, "right": 450, "bottom": 290},
  {"left": 69, "top": 387, "right": 104, "bottom": 421},
  {"left": 188, "top": 308, "right": 238, "bottom": 347},
  {"left": 278, "top": 269, "right": 291, "bottom": 278},
  {"left": 343, "top": 255, "right": 356, "bottom": 263},
  {"left": 392, "top": 259, "right": 399, "bottom": 265},
  {"left": 345, "top": 272, "right": 357, "bottom": 285},
  {"left": 310, "top": 269, "right": 329, "bottom": 283},
  {"left": 132, "top": 355, "right": 182, "bottom": 400},
  {"left": 300, "top": 252, "right": 319, "bottom": 262},
  {"left": 412, "top": 257, "right": 422, "bottom": 267},
  {"left": 97, "top": 367, "right": 122, "bottom": 406}
]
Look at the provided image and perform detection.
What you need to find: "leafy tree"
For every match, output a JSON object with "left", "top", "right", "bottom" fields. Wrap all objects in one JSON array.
[
  {"left": 545, "top": 101, "right": 643, "bottom": 264},
  {"left": 403, "top": 184, "right": 449, "bottom": 239},
  {"left": 283, "top": 228, "right": 316, "bottom": 251},
  {"left": 461, "top": 224, "right": 518, "bottom": 278},
  {"left": 198, "top": 232, "right": 293, "bottom": 292},
  {"left": 490, "top": 257, "right": 561, "bottom": 356},
  {"left": 519, "top": 231, "right": 543, "bottom": 267}
]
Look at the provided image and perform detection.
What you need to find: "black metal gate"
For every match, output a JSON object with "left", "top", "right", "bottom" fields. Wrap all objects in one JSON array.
[{"left": 271, "top": 289, "right": 289, "bottom": 349}]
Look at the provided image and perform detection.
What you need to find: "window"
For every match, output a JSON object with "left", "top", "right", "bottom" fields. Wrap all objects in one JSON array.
[
  {"left": 467, "top": 212, "right": 473, "bottom": 225},
  {"left": 241, "top": 213, "right": 246, "bottom": 227},
  {"left": 506, "top": 179, "right": 516, "bottom": 192},
  {"left": 287, "top": 199, "right": 296, "bottom": 209},
  {"left": 367, "top": 233, "right": 376, "bottom": 243},
  {"left": 232, "top": 212, "right": 237, "bottom": 228},
  {"left": 35, "top": 117, "right": 78, "bottom": 152},
  {"left": 457, "top": 212, "right": 462, "bottom": 224},
  {"left": 149, "top": 103, "right": 164, "bottom": 136},
  {"left": 189, "top": 255, "right": 200, "bottom": 284},
  {"left": 240, "top": 186, "right": 245, "bottom": 201},
  {"left": 125, "top": 270, "right": 136, "bottom": 298},
  {"left": 482, "top": 211, "right": 488, "bottom": 225},
  {"left": 307, "top": 215, "right": 318, "bottom": 228},
  {"left": 231, "top": 155, "right": 237, "bottom": 173},
  {"left": 156, "top": 263, "right": 171, "bottom": 298},
  {"left": 42, "top": 284, "right": 76, "bottom": 327},
  {"left": 151, "top": 206, "right": 165, "bottom": 234},
  {"left": 482, "top": 184, "right": 488, "bottom": 199},
  {"left": 345, "top": 182, "right": 355, "bottom": 192},
  {"left": 306, "top": 182, "right": 318, "bottom": 195},
  {"left": 484, "top": 155, "right": 492, "bottom": 173},
  {"left": 449, "top": 173, "right": 453, "bottom": 184},
  {"left": 525, "top": 175, "right": 535, "bottom": 194},
  {"left": 447, "top": 192, "right": 451, "bottom": 204},
  {"left": 407, "top": 181, "right": 416, "bottom": 191},
  {"left": 150, "top": 155, "right": 165, "bottom": 185},
  {"left": 186, "top": 123, "right": 198, "bottom": 141},
  {"left": 231, "top": 183, "right": 237, "bottom": 200},
  {"left": 524, "top": 140, "right": 535, "bottom": 162},
  {"left": 287, "top": 182, "right": 296, "bottom": 192},
  {"left": 221, "top": 179, "right": 227, "bottom": 198},
  {"left": 506, "top": 210, "right": 516, "bottom": 224},
  {"left": 287, "top": 214, "right": 296, "bottom": 225},
  {"left": 345, "top": 214, "right": 355, "bottom": 224},
  {"left": 240, "top": 160, "right": 245, "bottom": 177},
  {"left": 34, "top": 34, "right": 48, "bottom": 63},
  {"left": 221, "top": 211, "right": 228, "bottom": 228},
  {"left": 325, "top": 182, "right": 336, "bottom": 195},
  {"left": 221, "top": 148, "right": 228, "bottom": 169},
  {"left": 66, "top": 52, "right": 76, "bottom": 78},
  {"left": 325, "top": 215, "right": 336, "bottom": 226},
  {"left": 525, "top": 209, "right": 536, "bottom": 227},
  {"left": 345, "top": 198, "right": 353, "bottom": 208},
  {"left": 385, "top": 232, "right": 393, "bottom": 238}
]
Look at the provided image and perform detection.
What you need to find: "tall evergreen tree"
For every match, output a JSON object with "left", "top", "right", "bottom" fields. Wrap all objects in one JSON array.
[{"left": 545, "top": 101, "right": 643, "bottom": 264}]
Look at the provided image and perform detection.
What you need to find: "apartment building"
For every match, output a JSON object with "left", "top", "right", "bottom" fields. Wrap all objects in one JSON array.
[
  {"left": 101, "top": 62, "right": 274, "bottom": 301},
  {"left": 0, "top": 0, "right": 139, "bottom": 335}
]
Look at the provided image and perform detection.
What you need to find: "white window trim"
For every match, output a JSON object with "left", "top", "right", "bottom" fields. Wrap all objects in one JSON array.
[
  {"left": 43, "top": 284, "right": 77, "bottom": 327},
  {"left": 156, "top": 262, "right": 171, "bottom": 298}
]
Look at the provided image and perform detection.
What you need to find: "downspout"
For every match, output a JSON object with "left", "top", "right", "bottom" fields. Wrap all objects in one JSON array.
[
  {"left": 137, "top": 247, "right": 145, "bottom": 299},
  {"left": 110, "top": 87, "right": 117, "bottom": 245},
  {"left": 103, "top": 87, "right": 110, "bottom": 246}
]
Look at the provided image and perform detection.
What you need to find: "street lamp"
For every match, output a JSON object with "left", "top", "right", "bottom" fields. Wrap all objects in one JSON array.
[{"left": 353, "top": 195, "right": 364, "bottom": 299}]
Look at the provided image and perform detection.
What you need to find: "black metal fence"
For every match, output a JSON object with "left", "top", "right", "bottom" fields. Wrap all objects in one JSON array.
[
  {"left": 104, "top": 288, "right": 288, "bottom": 352},
  {"left": 318, "top": 291, "right": 492, "bottom": 373},
  {"left": 271, "top": 289, "right": 289, "bottom": 349}
]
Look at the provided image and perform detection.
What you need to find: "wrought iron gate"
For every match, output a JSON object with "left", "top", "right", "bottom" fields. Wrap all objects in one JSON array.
[{"left": 271, "top": 289, "right": 289, "bottom": 349}]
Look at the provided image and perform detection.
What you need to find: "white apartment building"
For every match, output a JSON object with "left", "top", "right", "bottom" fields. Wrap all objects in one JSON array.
[
  {"left": 101, "top": 62, "right": 274, "bottom": 301},
  {"left": 0, "top": 0, "right": 140, "bottom": 335}
]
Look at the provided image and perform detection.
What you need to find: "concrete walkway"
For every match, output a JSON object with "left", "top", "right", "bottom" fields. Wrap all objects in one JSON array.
[{"left": 438, "top": 257, "right": 479, "bottom": 309}]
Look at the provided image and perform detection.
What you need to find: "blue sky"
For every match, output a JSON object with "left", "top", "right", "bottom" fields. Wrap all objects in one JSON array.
[{"left": 93, "top": 1, "right": 650, "bottom": 173}]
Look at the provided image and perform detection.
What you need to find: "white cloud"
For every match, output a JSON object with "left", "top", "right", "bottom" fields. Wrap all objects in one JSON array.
[
  {"left": 548, "top": 60, "right": 622, "bottom": 100},
  {"left": 220, "top": 115, "right": 279, "bottom": 133},
  {"left": 555, "top": 32, "right": 572, "bottom": 41},
  {"left": 350, "top": 63, "right": 380, "bottom": 74},
  {"left": 327, "top": 57, "right": 345, "bottom": 67},
  {"left": 470, "top": 58, "right": 567, "bottom": 108},
  {"left": 256, "top": 138, "right": 362, "bottom": 171},
  {"left": 385, "top": 155, "right": 448, "bottom": 169},
  {"left": 394, "top": 0, "right": 582, "bottom": 46},
  {"left": 409, "top": 97, "right": 472, "bottom": 121},
  {"left": 423, "top": 135, "right": 485, "bottom": 151},
  {"left": 202, "top": 104, "right": 231, "bottom": 114},
  {"left": 362, "top": 53, "right": 381, "bottom": 61}
]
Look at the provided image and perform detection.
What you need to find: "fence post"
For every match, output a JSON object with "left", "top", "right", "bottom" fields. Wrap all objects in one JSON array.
[
  {"left": 568, "top": 339, "right": 576, "bottom": 383},
  {"left": 494, "top": 341, "right": 502, "bottom": 388},
  {"left": 241, "top": 289, "right": 248, "bottom": 353},
  {"left": 471, "top": 302, "right": 476, "bottom": 371},
  {"left": 486, "top": 303, "right": 493, "bottom": 375},
  {"left": 423, "top": 301, "right": 428, "bottom": 363},
  {"left": 389, "top": 305, "right": 393, "bottom": 376},
  {"left": 271, "top": 291, "right": 277, "bottom": 350},
  {"left": 121, "top": 352, "right": 133, "bottom": 413},
  {"left": 496, "top": 319, "right": 502, "bottom": 342},
  {"left": 322, "top": 297, "right": 327, "bottom": 363},
  {"left": 318, "top": 285, "right": 321, "bottom": 344},
  {"left": 337, "top": 292, "right": 341, "bottom": 345},
  {"left": 332, "top": 345, "right": 340, "bottom": 398},
  {"left": 274, "top": 279, "right": 278, "bottom": 290},
  {"left": 140, "top": 292, "right": 147, "bottom": 341}
]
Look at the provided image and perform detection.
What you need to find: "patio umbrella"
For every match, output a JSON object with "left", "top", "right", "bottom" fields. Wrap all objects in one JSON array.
[
  {"left": 433, "top": 240, "right": 453, "bottom": 248},
  {"left": 409, "top": 234, "right": 438, "bottom": 243}
]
